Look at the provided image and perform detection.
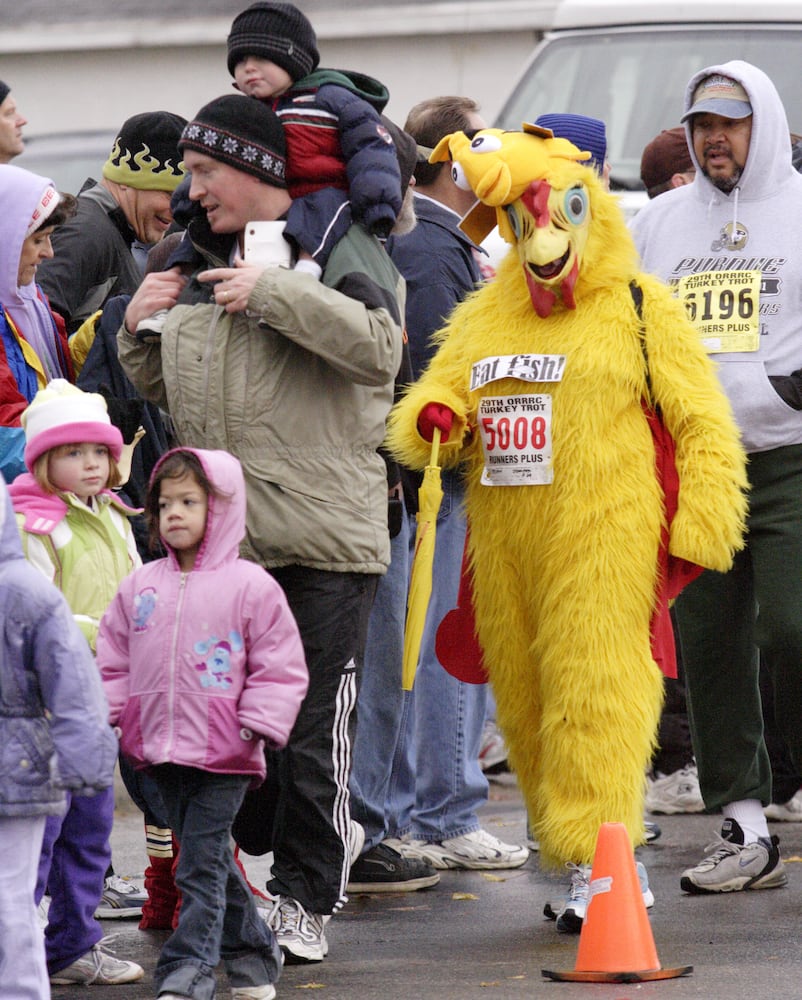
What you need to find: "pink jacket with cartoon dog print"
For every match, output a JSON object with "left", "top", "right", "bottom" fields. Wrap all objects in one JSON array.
[{"left": 97, "top": 448, "right": 308, "bottom": 781}]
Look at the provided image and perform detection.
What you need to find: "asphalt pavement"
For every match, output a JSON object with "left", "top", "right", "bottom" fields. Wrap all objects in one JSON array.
[{"left": 57, "top": 771, "right": 802, "bottom": 1000}]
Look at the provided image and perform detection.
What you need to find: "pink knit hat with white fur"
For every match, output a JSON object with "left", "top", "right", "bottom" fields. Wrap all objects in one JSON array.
[{"left": 22, "top": 379, "right": 123, "bottom": 468}]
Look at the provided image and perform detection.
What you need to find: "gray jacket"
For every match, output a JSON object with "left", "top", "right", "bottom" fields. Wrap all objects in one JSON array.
[
  {"left": 37, "top": 181, "right": 142, "bottom": 334},
  {"left": 0, "top": 476, "right": 117, "bottom": 817}
]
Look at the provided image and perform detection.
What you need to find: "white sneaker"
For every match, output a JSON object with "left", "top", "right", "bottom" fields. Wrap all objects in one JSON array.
[
  {"left": 547, "top": 860, "right": 654, "bottom": 934},
  {"left": 554, "top": 863, "right": 591, "bottom": 934},
  {"left": 645, "top": 765, "right": 705, "bottom": 814},
  {"left": 231, "top": 987, "right": 277, "bottom": 1000},
  {"left": 401, "top": 828, "right": 529, "bottom": 870},
  {"left": 382, "top": 836, "right": 409, "bottom": 853},
  {"left": 49, "top": 937, "right": 144, "bottom": 985},
  {"left": 638, "top": 860, "right": 655, "bottom": 908},
  {"left": 265, "top": 895, "right": 327, "bottom": 963},
  {"left": 765, "top": 788, "right": 802, "bottom": 822},
  {"left": 478, "top": 721, "right": 509, "bottom": 773},
  {"left": 135, "top": 308, "right": 168, "bottom": 343},
  {"left": 349, "top": 819, "right": 365, "bottom": 866}
]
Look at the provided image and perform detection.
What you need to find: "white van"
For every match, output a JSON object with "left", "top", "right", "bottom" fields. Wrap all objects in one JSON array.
[{"left": 495, "top": 0, "right": 802, "bottom": 214}]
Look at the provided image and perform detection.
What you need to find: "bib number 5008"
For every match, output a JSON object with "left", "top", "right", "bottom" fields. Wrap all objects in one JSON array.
[{"left": 481, "top": 415, "right": 547, "bottom": 451}]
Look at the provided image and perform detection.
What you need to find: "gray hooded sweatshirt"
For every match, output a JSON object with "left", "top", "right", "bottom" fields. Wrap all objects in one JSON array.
[{"left": 631, "top": 60, "right": 802, "bottom": 454}]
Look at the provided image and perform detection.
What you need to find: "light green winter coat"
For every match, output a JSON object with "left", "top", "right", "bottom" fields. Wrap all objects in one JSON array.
[{"left": 11, "top": 481, "right": 141, "bottom": 652}]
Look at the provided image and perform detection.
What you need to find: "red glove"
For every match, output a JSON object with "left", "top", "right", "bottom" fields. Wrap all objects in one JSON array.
[{"left": 418, "top": 403, "right": 455, "bottom": 442}]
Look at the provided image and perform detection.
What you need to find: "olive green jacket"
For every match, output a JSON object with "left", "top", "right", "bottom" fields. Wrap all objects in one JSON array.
[{"left": 119, "top": 223, "right": 404, "bottom": 574}]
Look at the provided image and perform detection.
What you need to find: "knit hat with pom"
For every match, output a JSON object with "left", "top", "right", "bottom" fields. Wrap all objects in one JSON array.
[
  {"left": 227, "top": 2, "right": 319, "bottom": 81},
  {"left": 22, "top": 379, "right": 123, "bottom": 469}
]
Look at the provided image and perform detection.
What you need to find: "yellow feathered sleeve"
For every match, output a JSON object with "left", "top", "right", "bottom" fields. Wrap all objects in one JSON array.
[
  {"left": 386, "top": 304, "right": 479, "bottom": 471},
  {"left": 637, "top": 272, "right": 748, "bottom": 571}
]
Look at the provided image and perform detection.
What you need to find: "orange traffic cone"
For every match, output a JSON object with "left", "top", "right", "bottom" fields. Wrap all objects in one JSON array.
[{"left": 542, "top": 822, "right": 692, "bottom": 983}]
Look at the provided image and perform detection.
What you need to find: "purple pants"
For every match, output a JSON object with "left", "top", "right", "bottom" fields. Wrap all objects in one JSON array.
[{"left": 35, "top": 786, "right": 113, "bottom": 975}]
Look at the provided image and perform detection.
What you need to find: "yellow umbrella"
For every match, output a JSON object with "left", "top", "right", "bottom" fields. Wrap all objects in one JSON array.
[{"left": 402, "top": 428, "right": 443, "bottom": 690}]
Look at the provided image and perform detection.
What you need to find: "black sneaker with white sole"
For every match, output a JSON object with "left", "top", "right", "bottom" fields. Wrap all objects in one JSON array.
[{"left": 347, "top": 843, "right": 440, "bottom": 893}]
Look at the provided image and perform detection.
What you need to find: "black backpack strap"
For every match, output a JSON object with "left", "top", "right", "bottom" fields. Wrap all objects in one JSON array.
[{"left": 630, "top": 279, "right": 656, "bottom": 409}]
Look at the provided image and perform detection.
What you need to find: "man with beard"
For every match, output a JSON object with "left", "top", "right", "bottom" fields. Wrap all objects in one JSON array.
[{"left": 631, "top": 62, "right": 802, "bottom": 897}]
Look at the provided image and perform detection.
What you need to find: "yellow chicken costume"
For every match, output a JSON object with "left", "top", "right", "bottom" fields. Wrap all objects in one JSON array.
[{"left": 387, "top": 126, "right": 747, "bottom": 868}]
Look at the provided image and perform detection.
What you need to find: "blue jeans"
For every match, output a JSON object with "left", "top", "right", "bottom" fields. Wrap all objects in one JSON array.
[
  {"left": 351, "top": 472, "right": 488, "bottom": 846},
  {"left": 151, "top": 765, "right": 281, "bottom": 1000},
  {"left": 351, "top": 513, "right": 411, "bottom": 848}
]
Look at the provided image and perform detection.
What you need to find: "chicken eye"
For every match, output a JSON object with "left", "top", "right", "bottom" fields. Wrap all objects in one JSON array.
[
  {"left": 505, "top": 205, "right": 521, "bottom": 239},
  {"left": 563, "top": 187, "right": 588, "bottom": 223},
  {"left": 469, "top": 134, "right": 502, "bottom": 154},
  {"left": 451, "top": 162, "right": 472, "bottom": 191}
]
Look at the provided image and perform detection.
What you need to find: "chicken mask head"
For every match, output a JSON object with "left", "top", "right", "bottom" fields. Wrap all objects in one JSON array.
[{"left": 430, "top": 124, "right": 601, "bottom": 318}]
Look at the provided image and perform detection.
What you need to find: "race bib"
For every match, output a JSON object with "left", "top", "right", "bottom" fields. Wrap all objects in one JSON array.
[
  {"left": 478, "top": 394, "right": 552, "bottom": 486},
  {"left": 675, "top": 269, "right": 760, "bottom": 353}
]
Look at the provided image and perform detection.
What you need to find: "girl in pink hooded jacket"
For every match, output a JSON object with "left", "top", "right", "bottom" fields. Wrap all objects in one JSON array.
[{"left": 98, "top": 447, "right": 308, "bottom": 1000}]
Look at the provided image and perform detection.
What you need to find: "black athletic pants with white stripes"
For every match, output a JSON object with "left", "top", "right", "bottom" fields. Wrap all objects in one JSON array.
[{"left": 263, "top": 565, "right": 378, "bottom": 915}]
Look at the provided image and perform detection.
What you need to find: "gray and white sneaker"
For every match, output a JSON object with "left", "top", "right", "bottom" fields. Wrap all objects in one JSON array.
[
  {"left": 94, "top": 873, "right": 147, "bottom": 919},
  {"left": 49, "top": 937, "right": 144, "bottom": 985},
  {"left": 400, "top": 828, "right": 528, "bottom": 870},
  {"left": 265, "top": 895, "right": 327, "bottom": 963},
  {"left": 646, "top": 765, "right": 705, "bottom": 814},
  {"left": 553, "top": 863, "right": 591, "bottom": 934},
  {"left": 680, "top": 818, "right": 787, "bottom": 894},
  {"left": 135, "top": 308, "right": 168, "bottom": 343},
  {"left": 230, "top": 986, "right": 277, "bottom": 1000},
  {"left": 765, "top": 788, "right": 802, "bottom": 822},
  {"left": 546, "top": 860, "right": 654, "bottom": 934},
  {"left": 348, "top": 819, "right": 365, "bottom": 866}
]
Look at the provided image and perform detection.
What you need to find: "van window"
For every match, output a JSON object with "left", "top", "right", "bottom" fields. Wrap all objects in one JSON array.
[
  {"left": 16, "top": 131, "right": 117, "bottom": 196},
  {"left": 496, "top": 26, "right": 802, "bottom": 193}
]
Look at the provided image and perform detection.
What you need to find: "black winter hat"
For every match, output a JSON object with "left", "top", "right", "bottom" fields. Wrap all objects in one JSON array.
[
  {"left": 0, "top": 81, "right": 10, "bottom": 106},
  {"left": 102, "top": 111, "right": 187, "bottom": 192},
  {"left": 179, "top": 95, "right": 287, "bottom": 188},
  {"left": 227, "top": 2, "right": 320, "bottom": 82}
]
